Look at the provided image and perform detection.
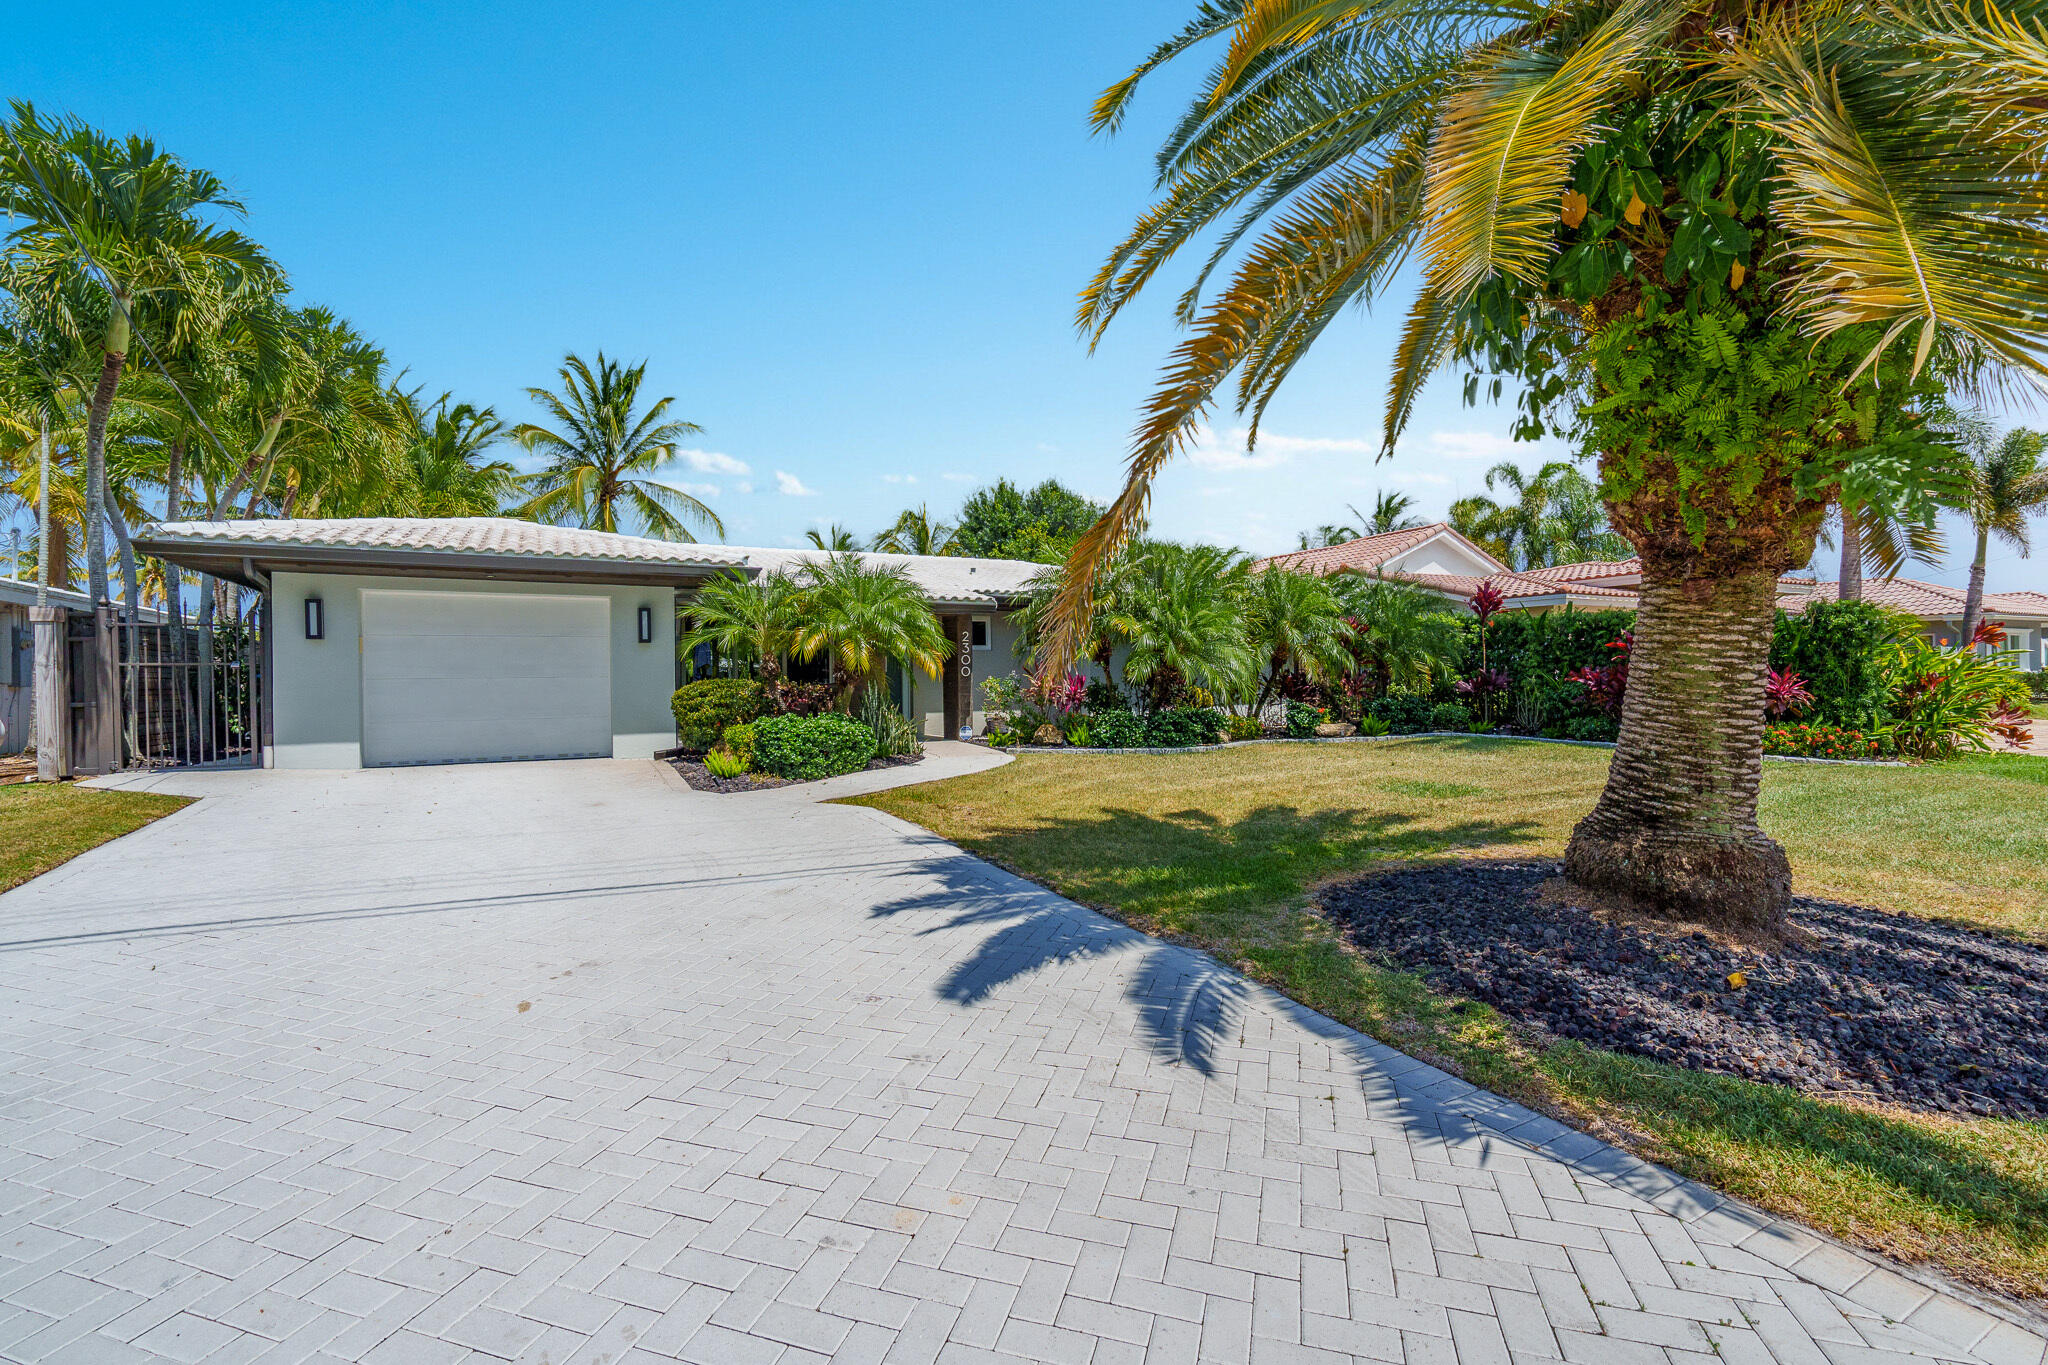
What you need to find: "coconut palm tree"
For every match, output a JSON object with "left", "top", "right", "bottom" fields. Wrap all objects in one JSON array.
[
  {"left": 1334, "top": 574, "right": 1466, "bottom": 698},
  {"left": 1106, "top": 542, "right": 1256, "bottom": 710},
  {"left": 390, "top": 392, "right": 518, "bottom": 518},
  {"left": 804, "top": 523, "right": 861, "bottom": 551},
  {"left": 1958, "top": 427, "right": 2048, "bottom": 644},
  {"left": 678, "top": 570, "right": 801, "bottom": 681},
  {"left": 1050, "top": 0, "right": 2048, "bottom": 927},
  {"left": 790, "top": 553, "right": 950, "bottom": 704},
  {"left": 514, "top": 352, "right": 720, "bottom": 541},
  {"left": 872, "top": 504, "right": 957, "bottom": 556},
  {"left": 0, "top": 101, "right": 274, "bottom": 605},
  {"left": 1245, "top": 566, "right": 1355, "bottom": 709}
]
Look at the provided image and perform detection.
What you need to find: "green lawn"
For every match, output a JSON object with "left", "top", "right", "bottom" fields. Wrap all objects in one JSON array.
[
  {"left": 0, "top": 783, "right": 191, "bottom": 895},
  {"left": 850, "top": 738, "right": 2048, "bottom": 1299}
]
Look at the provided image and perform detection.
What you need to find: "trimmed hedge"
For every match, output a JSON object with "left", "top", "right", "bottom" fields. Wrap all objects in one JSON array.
[
  {"left": 1089, "top": 710, "right": 1145, "bottom": 748},
  {"left": 721, "top": 722, "right": 758, "bottom": 769},
  {"left": 1368, "top": 692, "right": 1434, "bottom": 734},
  {"left": 1144, "top": 707, "right": 1225, "bottom": 748},
  {"left": 672, "top": 679, "right": 764, "bottom": 750},
  {"left": 1427, "top": 701, "right": 1473, "bottom": 732},
  {"left": 752, "top": 713, "right": 876, "bottom": 781},
  {"left": 1769, "top": 600, "right": 1903, "bottom": 728}
]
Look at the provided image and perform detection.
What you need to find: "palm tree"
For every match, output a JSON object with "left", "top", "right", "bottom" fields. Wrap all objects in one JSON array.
[
  {"left": 804, "top": 523, "right": 861, "bottom": 551},
  {"left": 514, "top": 352, "right": 720, "bottom": 541},
  {"left": 0, "top": 101, "right": 274, "bottom": 605},
  {"left": 1104, "top": 542, "right": 1256, "bottom": 710},
  {"left": 392, "top": 393, "right": 518, "bottom": 518},
  {"left": 1333, "top": 574, "right": 1466, "bottom": 698},
  {"left": 1823, "top": 501, "right": 1944, "bottom": 601},
  {"left": 678, "top": 570, "right": 801, "bottom": 681},
  {"left": 872, "top": 504, "right": 956, "bottom": 556},
  {"left": 1295, "top": 490, "right": 1422, "bottom": 548},
  {"left": 1050, "top": 1, "right": 2048, "bottom": 927},
  {"left": 789, "top": 553, "right": 949, "bottom": 703},
  {"left": 1245, "top": 566, "right": 1355, "bottom": 709},
  {"left": 1958, "top": 428, "right": 2048, "bottom": 644}
]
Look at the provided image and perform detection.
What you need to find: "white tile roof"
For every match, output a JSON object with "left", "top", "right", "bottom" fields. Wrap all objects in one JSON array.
[{"left": 135, "top": 519, "right": 1046, "bottom": 607}]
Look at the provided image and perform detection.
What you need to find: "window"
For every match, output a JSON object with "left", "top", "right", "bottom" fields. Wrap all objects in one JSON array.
[{"left": 970, "top": 618, "right": 990, "bottom": 650}]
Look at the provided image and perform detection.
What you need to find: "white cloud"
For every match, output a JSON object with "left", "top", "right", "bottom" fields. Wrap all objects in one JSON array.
[
  {"left": 881, "top": 473, "right": 917, "bottom": 485},
  {"left": 774, "top": 470, "right": 819, "bottom": 496},
  {"left": 677, "top": 448, "right": 750, "bottom": 476},
  {"left": 1422, "top": 430, "right": 1520, "bottom": 461},
  {"left": 1184, "top": 423, "right": 1378, "bottom": 472},
  {"left": 734, "top": 480, "right": 753, "bottom": 496},
  {"left": 666, "top": 480, "right": 721, "bottom": 499}
]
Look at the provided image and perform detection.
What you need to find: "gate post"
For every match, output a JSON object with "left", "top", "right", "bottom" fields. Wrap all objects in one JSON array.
[{"left": 29, "top": 606, "right": 68, "bottom": 781}]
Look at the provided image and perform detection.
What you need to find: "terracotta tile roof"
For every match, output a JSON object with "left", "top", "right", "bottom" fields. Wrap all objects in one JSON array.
[
  {"left": 1775, "top": 576, "right": 2048, "bottom": 620},
  {"left": 1252, "top": 523, "right": 1464, "bottom": 576},
  {"left": 1514, "top": 557, "right": 1641, "bottom": 585}
]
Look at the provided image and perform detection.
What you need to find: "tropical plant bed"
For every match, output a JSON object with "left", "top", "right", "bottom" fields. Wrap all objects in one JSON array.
[
  {"left": 667, "top": 752, "right": 922, "bottom": 794},
  {"left": 1322, "top": 859, "right": 2047, "bottom": 1120},
  {"left": 986, "top": 730, "right": 1911, "bottom": 764}
]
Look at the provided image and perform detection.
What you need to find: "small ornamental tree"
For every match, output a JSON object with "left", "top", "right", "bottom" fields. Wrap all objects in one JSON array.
[{"left": 1036, "top": 0, "right": 2048, "bottom": 930}]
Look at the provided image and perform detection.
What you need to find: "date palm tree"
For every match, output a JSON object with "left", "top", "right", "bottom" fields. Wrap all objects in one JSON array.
[
  {"left": 0, "top": 102, "right": 274, "bottom": 605},
  {"left": 1105, "top": 542, "right": 1257, "bottom": 709},
  {"left": 514, "top": 352, "right": 720, "bottom": 541},
  {"left": 1334, "top": 574, "right": 1466, "bottom": 698},
  {"left": 678, "top": 569, "right": 801, "bottom": 681},
  {"left": 1048, "top": 0, "right": 2048, "bottom": 928},
  {"left": 1245, "top": 565, "right": 1355, "bottom": 709},
  {"left": 1958, "top": 427, "right": 2048, "bottom": 643},
  {"left": 790, "top": 553, "right": 950, "bottom": 704}
]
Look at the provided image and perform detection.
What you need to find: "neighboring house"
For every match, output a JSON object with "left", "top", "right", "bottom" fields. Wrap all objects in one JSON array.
[
  {"left": 0, "top": 577, "right": 168, "bottom": 757},
  {"left": 133, "top": 519, "right": 1043, "bottom": 770},
  {"left": 1253, "top": 522, "right": 2048, "bottom": 672}
]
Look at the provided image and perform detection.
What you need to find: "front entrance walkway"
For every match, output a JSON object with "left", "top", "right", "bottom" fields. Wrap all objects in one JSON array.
[{"left": 0, "top": 754, "right": 2038, "bottom": 1364}]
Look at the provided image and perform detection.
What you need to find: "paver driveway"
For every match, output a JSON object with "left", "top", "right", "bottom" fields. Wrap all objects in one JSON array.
[{"left": 0, "top": 753, "right": 2039, "bottom": 1365}]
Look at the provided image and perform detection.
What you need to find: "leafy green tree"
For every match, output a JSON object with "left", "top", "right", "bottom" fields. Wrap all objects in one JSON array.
[
  {"left": 0, "top": 101, "right": 274, "bottom": 604},
  {"left": 1244, "top": 567, "right": 1354, "bottom": 708},
  {"left": 953, "top": 478, "right": 1104, "bottom": 562},
  {"left": 1048, "top": 0, "right": 2046, "bottom": 928},
  {"left": 1956, "top": 427, "right": 2048, "bottom": 644},
  {"left": 515, "top": 352, "right": 720, "bottom": 541},
  {"left": 1104, "top": 542, "right": 1256, "bottom": 710},
  {"left": 678, "top": 570, "right": 801, "bottom": 681},
  {"left": 790, "top": 553, "right": 949, "bottom": 704},
  {"left": 1452, "top": 461, "right": 1629, "bottom": 568},
  {"left": 1333, "top": 575, "right": 1466, "bottom": 698},
  {"left": 872, "top": 503, "right": 956, "bottom": 556}
]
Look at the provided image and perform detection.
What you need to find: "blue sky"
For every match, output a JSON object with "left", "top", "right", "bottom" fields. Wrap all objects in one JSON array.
[{"left": 4, "top": 1, "right": 2041, "bottom": 592}]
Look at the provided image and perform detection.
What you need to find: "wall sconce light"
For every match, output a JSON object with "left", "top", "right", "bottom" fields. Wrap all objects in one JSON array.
[
  {"left": 304, "top": 596, "right": 324, "bottom": 640},
  {"left": 637, "top": 605, "right": 653, "bottom": 644}
]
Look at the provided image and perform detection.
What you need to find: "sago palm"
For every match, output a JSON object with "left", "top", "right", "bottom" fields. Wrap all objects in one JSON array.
[
  {"left": 678, "top": 570, "right": 801, "bottom": 681},
  {"left": 1050, "top": 0, "right": 2048, "bottom": 928},
  {"left": 1106, "top": 541, "right": 1257, "bottom": 709},
  {"left": 0, "top": 101, "right": 274, "bottom": 605},
  {"left": 790, "top": 553, "right": 949, "bottom": 704},
  {"left": 515, "top": 352, "right": 720, "bottom": 541}
]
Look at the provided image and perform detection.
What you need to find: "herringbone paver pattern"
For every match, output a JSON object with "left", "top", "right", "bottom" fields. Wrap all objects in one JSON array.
[{"left": 0, "top": 755, "right": 2037, "bottom": 1365}]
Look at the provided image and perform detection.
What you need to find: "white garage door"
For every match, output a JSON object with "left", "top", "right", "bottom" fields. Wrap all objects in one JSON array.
[{"left": 361, "top": 591, "right": 612, "bottom": 766}]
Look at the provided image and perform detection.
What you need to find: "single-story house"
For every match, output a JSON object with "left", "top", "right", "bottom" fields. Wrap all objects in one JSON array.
[
  {"left": 1253, "top": 523, "right": 2048, "bottom": 672},
  {"left": 1, "top": 577, "right": 170, "bottom": 758},
  {"left": 132, "top": 518, "right": 1043, "bottom": 770}
]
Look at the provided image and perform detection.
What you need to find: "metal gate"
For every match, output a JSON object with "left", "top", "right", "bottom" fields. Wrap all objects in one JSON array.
[{"left": 113, "top": 619, "right": 262, "bottom": 769}]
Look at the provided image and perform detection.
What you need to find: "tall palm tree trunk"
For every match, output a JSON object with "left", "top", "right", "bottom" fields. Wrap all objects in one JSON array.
[
  {"left": 84, "top": 303, "right": 131, "bottom": 606},
  {"left": 1563, "top": 568, "right": 1790, "bottom": 932},
  {"left": 1837, "top": 504, "right": 1864, "bottom": 602},
  {"left": 165, "top": 442, "right": 185, "bottom": 632},
  {"left": 1960, "top": 526, "right": 1990, "bottom": 647}
]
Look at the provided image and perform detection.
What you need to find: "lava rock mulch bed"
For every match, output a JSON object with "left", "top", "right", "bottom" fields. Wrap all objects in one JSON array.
[
  {"left": 667, "top": 753, "right": 922, "bottom": 794},
  {"left": 1319, "top": 860, "right": 2048, "bottom": 1119}
]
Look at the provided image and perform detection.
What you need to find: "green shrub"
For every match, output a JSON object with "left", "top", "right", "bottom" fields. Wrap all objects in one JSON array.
[
  {"left": 1368, "top": 692, "right": 1434, "bottom": 734},
  {"left": 1090, "top": 710, "right": 1144, "bottom": 748},
  {"left": 1225, "top": 714, "right": 1263, "bottom": 741},
  {"left": 1427, "top": 702, "right": 1472, "bottom": 732},
  {"left": 1284, "top": 701, "right": 1325, "bottom": 738},
  {"left": 1770, "top": 600, "right": 1906, "bottom": 727},
  {"left": 671, "top": 679, "right": 765, "bottom": 750},
  {"left": 1065, "top": 719, "right": 1095, "bottom": 748},
  {"left": 1357, "top": 715, "right": 1391, "bottom": 737},
  {"left": 1472, "top": 607, "right": 1636, "bottom": 724},
  {"left": 703, "top": 748, "right": 749, "bottom": 778},
  {"left": 857, "top": 685, "right": 923, "bottom": 758},
  {"left": 721, "top": 722, "right": 758, "bottom": 769},
  {"left": 752, "top": 713, "right": 877, "bottom": 780},
  {"left": 1144, "top": 707, "right": 1224, "bottom": 748},
  {"left": 1564, "top": 715, "right": 1619, "bottom": 742}
]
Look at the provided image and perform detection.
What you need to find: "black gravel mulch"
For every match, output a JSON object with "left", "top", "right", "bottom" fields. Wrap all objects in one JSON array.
[
  {"left": 1318, "top": 860, "right": 2048, "bottom": 1120},
  {"left": 668, "top": 753, "right": 922, "bottom": 794}
]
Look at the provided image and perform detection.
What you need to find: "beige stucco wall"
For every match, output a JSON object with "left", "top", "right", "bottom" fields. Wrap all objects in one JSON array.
[{"left": 270, "top": 571, "right": 678, "bottom": 769}]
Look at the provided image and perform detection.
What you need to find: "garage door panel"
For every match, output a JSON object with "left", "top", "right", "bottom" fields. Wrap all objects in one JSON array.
[{"left": 360, "top": 591, "right": 612, "bottom": 766}]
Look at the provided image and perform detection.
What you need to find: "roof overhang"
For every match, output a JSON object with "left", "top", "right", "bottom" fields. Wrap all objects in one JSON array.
[{"left": 131, "top": 535, "right": 750, "bottom": 591}]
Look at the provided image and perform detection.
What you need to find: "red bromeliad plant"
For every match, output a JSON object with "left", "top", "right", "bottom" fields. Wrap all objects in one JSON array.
[
  {"left": 1566, "top": 633, "right": 1632, "bottom": 720},
  {"left": 1763, "top": 668, "right": 1815, "bottom": 719}
]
